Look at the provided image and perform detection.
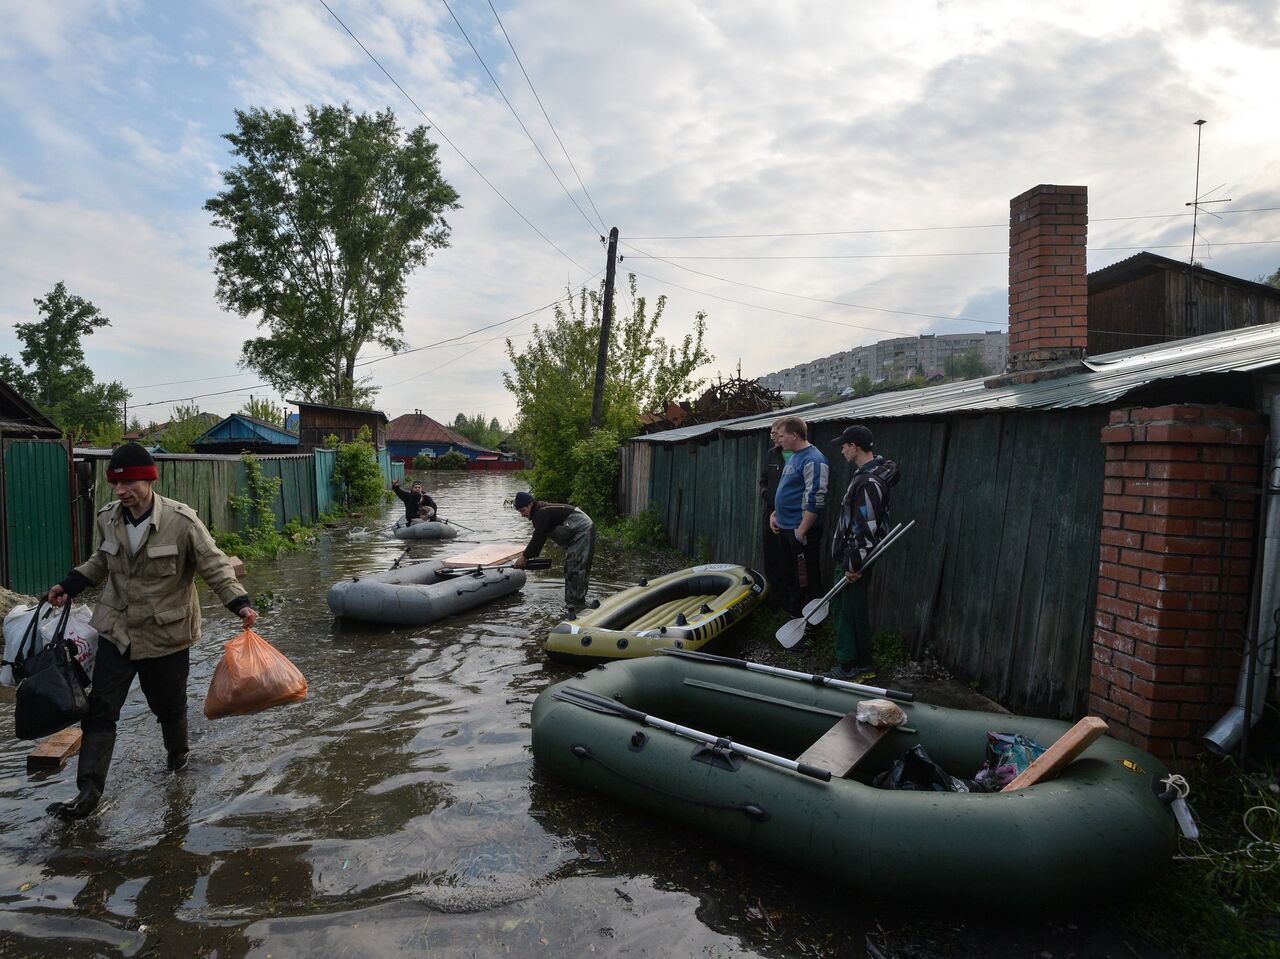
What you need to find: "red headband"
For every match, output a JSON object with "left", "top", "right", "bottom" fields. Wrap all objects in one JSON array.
[{"left": 107, "top": 465, "right": 158, "bottom": 482}]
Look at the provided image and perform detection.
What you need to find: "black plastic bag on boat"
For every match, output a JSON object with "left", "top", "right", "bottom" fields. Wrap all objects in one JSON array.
[{"left": 872, "top": 744, "right": 972, "bottom": 793}]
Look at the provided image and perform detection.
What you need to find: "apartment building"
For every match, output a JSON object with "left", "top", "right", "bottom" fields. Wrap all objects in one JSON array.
[{"left": 759, "top": 331, "right": 1008, "bottom": 394}]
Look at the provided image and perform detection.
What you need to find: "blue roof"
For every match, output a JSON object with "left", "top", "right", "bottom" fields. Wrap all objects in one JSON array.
[{"left": 194, "top": 414, "right": 300, "bottom": 447}]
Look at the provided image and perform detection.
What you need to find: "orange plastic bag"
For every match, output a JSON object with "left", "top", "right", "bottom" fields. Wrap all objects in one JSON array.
[{"left": 204, "top": 628, "right": 308, "bottom": 719}]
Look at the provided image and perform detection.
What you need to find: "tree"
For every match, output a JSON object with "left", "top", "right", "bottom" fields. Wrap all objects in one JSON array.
[
  {"left": 158, "top": 403, "right": 209, "bottom": 453},
  {"left": 943, "top": 350, "right": 990, "bottom": 380},
  {"left": 0, "top": 282, "right": 128, "bottom": 439},
  {"left": 1261, "top": 266, "right": 1280, "bottom": 290},
  {"left": 205, "top": 104, "right": 461, "bottom": 406},
  {"left": 450, "top": 412, "right": 504, "bottom": 449},
  {"left": 240, "top": 396, "right": 285, "bottom": 426},
  {"left": 329, "top": 426, "right": 385, "bottom": 510},
  {"left": 504, "top": 274, "right": 713, "bottom": 503}
]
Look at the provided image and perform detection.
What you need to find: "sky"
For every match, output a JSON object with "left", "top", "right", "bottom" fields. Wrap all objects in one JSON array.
[{"left": 1, "top": 0, "right": 1278, "bottom": 428}]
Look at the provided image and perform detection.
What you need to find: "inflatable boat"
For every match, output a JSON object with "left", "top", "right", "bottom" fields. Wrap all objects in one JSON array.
[
  {"left": 327, "top": 559, "right": 524, "bottom": 625},
  {"left": 391, "top": 519, "right": 458, "bottom": 541},
  {"left": 531, "top": 650, "right": 1177, "bottom": 908},
  {"left": 544, "top": 563, "right": 766, "bottom": 663}
]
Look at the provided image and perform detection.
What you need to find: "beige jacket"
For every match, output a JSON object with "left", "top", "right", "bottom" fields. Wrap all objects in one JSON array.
[{"left": 74, "top": 494, "right": 249, "bottom": 659}]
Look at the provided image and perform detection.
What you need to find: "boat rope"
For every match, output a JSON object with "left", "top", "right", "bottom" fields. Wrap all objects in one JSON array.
[
  {"left": 1170, "top": 772, "right": 1280, "bottom": 872},
  {"left": 569, "top": 745, "right": 771, "bottom": 821},
  {"left": 1161, "top": 773, "right": 1190, "bottom": 799}
]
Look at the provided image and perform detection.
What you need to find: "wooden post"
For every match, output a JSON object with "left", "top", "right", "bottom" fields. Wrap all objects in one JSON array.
[{"left": 590, "top": 227, "right": 619, "bottom": 429}]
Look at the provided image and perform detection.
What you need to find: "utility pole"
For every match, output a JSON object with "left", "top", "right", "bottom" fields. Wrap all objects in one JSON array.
[{"left": 590, "top": 227, "right": 619, "bottom": 429}]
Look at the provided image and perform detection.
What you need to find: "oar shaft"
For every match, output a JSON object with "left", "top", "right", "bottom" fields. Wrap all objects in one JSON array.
[
  {"left": 555, "top": 687, "right": 832, "bottom": 781},
  {"left": 659, "top": 647, "right": 915, "bottom": 703}
]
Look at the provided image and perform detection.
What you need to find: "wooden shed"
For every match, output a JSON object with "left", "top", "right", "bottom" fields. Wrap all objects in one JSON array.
[{"left": 288, "top": 400, "right": 388, "bottom": 450}]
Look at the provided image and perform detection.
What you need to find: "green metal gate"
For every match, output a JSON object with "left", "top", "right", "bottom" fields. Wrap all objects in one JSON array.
[{"left": 3, "top": 439, "right": 74, "bottom": 596}]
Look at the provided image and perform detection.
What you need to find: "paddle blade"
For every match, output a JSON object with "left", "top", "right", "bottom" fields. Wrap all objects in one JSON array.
[
  {"left": 800, "top": 596, "right": 830, "bottom": 626},
  {"left": 775, "top": 616, "right": 808, "bottom": 649}
]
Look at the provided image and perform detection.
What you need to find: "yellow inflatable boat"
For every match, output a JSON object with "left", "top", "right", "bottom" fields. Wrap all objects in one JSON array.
[{"left": 544, "top": 563, "right": 766, "bottom": 664}]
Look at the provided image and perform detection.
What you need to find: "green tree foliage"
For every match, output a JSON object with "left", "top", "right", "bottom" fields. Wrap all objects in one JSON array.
[
  {"left": 157, "top": 402, "right": 209, "bottom": 453},
  {"left": 330, "top": 425, "right": 385, "bottom": 511},
  {"left": 504, "top": 274, "right": 712, "bottom": 502},
  {"left": 434, "top": 450, "right": 468, "bottom": 470},
  {"left": 451, "top": 412, "right": 504, "bottom": 449},
  {"left": 943, "top": 350, "right": 990, "bottom": 380},
  {"left": 568, "top": 428, "right": 621, "bottom": 521},
  {"left": 205, "top": 104, "right": 461, "bottom": 406},
  {"left": 240, "top": 396, "right": 285, "bottom": 426},
  {"left": 1261, "top": 266, "right": 1280, "bottom": 290},
  {"left": 0, "top": 282, "right": 128, "bottom": 439},
  {"left": 411, "top": 452, "right": 434, "bottom": 470}
]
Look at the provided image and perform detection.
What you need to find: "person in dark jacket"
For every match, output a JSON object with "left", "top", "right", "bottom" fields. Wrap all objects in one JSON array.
[
  {"left": 44, "top": 443, "right": 257, "bottom": 820},
  {"left": 827, "top": 425, "right": 898, "bottom": 681},
  {"left": 758, "top": 418, "right": 790, "bottom": 608},
  {"left": 511, "top": 491, "right": 595, "bottom": 612},
  {"left": 392, "top": 478, "right": 438, "bottom": 524}
]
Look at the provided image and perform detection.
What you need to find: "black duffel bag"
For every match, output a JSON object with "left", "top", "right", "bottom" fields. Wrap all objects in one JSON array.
[{"left": 13, "top": 603, "right": 90, "bottom": 741}]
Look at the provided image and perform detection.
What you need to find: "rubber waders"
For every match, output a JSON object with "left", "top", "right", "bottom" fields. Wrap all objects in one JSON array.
[
  {"left": 162, "top": 718, "right": 189, "bottom": 772},
  {"left": 47, "top": 730, "right": 116, "bottom": 821}
]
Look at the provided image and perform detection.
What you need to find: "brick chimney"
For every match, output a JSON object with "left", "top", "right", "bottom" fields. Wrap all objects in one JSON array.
[{"left": 1002, "top": 184, "right": 1089, "bottom": 376}]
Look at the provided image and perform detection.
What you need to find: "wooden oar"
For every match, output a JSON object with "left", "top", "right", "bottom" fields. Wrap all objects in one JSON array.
[
  {"left": 552, "top": 685, "right": 833, "bottom": 782},
  {"left": 658, "top": 647, "right": 915, "bottom": 702},
  {"left": 775, "top": 520, "right": 915, "bottom": 649}
]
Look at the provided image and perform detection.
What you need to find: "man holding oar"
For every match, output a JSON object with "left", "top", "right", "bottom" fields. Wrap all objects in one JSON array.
[
  {"left": 828, "top": 425, "right": 898, "bottom": 682},
  {"left": 391, "top": 478, "right": 438, "bottom": 524},
  {"left": 511, "top": 492, "right": 595, "bottom": 615}
]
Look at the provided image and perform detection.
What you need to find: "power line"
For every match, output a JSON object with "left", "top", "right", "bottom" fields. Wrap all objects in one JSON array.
[
  {"left": 625, "top": 266, "right": 974, "bottom": 337},
  {"left": 621, "top": 239, "right": 1280, "bottom": 261},
  {"left": 619, "top": 239, "right": 993, "bottom": 326},
  {"left": 439, "top": 0, "right": 602, "bottom": 236},
  {"left": 624, "top": 206, "right": 1280, "bottom": 240},
  {"left": 485, "top": 0, "right": 607, "bottom": 231},
  {"left": 316, "top": 0, "right": 591, "bottom": 274}
]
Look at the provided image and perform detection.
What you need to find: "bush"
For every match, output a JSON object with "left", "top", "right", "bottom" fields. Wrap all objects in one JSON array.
[
  {"left": 436, "top": 450, "right": 468, "bottom": 470},
  {"left": 567, "top": 427, "right": 620, "bottom": 521},
  {"left": 412, "top": 453, "right": 434, "bottom": 470},
  {"left": 607, "top": 505, "right": 668, "bottom": 549},
  {"left": 331, "top": 426, "right": 386, "bottom": 511}
]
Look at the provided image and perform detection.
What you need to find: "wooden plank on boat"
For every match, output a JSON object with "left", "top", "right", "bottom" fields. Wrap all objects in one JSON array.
[
  {"left": 1002, "top": 716, "right": 1107, "bottom": 792},
  {"left": 796, "top": 711, "right": 890, "bottom": 779},
  {"left": 27, "top": 727, "right": 82, "bottom": 771},
  {"left": 442, "top": 543, "right": 526, "bottom": 568}
]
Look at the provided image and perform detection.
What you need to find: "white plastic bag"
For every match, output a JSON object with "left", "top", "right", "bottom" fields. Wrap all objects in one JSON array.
[
  {"left": 1, "top": 602, "right": 98, "bottom": 687},
  {"left": 856, "top": 698, "right": 907, "bottom": 728}
]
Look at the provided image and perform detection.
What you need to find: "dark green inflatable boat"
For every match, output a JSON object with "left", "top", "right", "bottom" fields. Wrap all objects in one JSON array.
[{"left": 531, "top": 650, "right": 1177, "bottom": 908}]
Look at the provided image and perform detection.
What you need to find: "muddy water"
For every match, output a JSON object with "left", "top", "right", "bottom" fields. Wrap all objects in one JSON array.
[{"left": 0, "top": 473, "right": 873, "bottom": 958}]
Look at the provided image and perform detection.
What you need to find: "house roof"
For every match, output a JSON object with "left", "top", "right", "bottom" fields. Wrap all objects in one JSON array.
[
  {"left": 193, "top": 413, "right": 300, "bottom": 447},
  {"left": 387, "top": 412, "right": 496, "bottom": 452},
  {"left": 1088, "top": 251, "right": 1280, "bottom": 299},
  {"left": 0, "top": 380, "right": 62, "bottom": 437},
  {"left": 632, "top": 322, "right": 1280, "bottom": 443},
  {"left": 287, "top": 399, "right": 389, "bottom": 423}
]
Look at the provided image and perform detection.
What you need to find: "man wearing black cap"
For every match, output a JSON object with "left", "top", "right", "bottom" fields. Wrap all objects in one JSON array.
[
  {"left": 43, "top": 443, "right": 257, "bottom": 820},
  {"left": 511, "top": 491, "right": 594, "bottom": 613},
  {"left": 828, "top": 425, "right": 899, "bottom": 681}
]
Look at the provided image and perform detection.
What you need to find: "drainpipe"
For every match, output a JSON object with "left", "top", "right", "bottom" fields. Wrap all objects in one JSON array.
[{"left": 1202, "top": 389, "right": 1280, "bottom": 756}]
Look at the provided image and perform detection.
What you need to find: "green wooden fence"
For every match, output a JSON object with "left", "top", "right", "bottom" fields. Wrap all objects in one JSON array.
[
  {"left": 2, "top": 439, "right": 74, "bottom": 596},
  {"left": 629, "top": 409, "right": 1109, "bottom": 719}
]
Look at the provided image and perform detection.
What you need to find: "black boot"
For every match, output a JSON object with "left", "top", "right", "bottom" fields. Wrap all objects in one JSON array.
[
  {"left": 161, "top": 718, "right": 189, "bottom": 772},
  {"left": 47, "top": 730, "right": 116, "bottom": 821}
]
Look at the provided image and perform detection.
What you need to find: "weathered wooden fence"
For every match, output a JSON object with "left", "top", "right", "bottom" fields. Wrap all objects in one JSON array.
[{"left": 626, "top": 409, "right": 1109, "bottom": 719}]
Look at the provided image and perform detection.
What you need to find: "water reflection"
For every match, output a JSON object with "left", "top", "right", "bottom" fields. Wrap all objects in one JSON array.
[{"left": 0, "top": 472, "right": 868, "bottom": 958}]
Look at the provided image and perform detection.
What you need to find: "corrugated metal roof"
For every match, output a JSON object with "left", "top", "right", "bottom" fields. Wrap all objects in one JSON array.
[
  {"left": 631, "top": 404, "right": 815, "bottom": 444},
  {"left": 636, "top": 322, "right": 1280, "bottom": 443}
]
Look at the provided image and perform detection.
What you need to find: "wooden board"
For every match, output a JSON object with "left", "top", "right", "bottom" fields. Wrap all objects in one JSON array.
[
  {"left": 796, "top": 711, "right": 891, "bottom": 779},
  {"left": 27, "top": 727, "right": 82, "bottom": 771},
  {"left": 441, "top": 543, "right": 526, "bottom": 568},
  {"left": 1002, "top": 716, "right": 1108, "bottom": 792}
]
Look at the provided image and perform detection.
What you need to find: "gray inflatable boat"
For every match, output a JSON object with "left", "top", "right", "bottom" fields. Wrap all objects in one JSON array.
[
  {"left": 327, "top": 559, "right": 526, "bottom": 625},
  {"left": 392, "top": 519, "right": 458, "bottom": 540}
]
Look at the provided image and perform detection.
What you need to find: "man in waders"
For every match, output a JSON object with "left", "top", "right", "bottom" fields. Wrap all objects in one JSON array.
[
  {"left": 44, "top": 443, "right": 258, "bottom": 820},
  {"left": 828, "top": 425, "right": 898, "bottom": 682},
  {"left": 511, "top": 491, "right": 595, "bottom": 615}
]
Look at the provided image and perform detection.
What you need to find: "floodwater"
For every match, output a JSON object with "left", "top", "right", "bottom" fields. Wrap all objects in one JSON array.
[{"left": 1, "top": 472, "right": 882, "bottom": 958}]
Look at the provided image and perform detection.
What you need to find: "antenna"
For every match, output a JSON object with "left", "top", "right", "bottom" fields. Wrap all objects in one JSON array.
[{"left": 1184, "top": 119, "right": 1232, "bottom": 336}]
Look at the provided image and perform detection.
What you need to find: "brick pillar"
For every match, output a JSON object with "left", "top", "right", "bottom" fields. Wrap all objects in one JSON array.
[
  {"left": 1091, "top": 404, "right": 1267, "bottom": 758},
  {"left": 1006, "top": 184, "right": 1088, "bottom": 372}
]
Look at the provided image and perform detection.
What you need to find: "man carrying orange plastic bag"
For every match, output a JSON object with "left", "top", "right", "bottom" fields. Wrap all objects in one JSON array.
[{"left": 45, "top": 443, "right": 258, "bottom": 820}]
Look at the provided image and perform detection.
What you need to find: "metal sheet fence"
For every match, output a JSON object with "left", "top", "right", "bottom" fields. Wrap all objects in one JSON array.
[
  {"left": 2, "top": 439, "right": 74, "bottom": 595},
  {"left": 627, "top": 409, "right": 1108, "bottom": 719}
]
